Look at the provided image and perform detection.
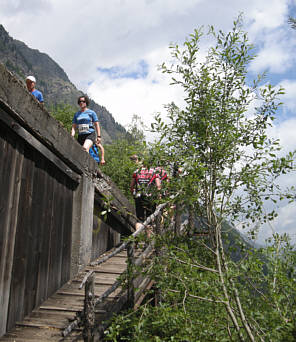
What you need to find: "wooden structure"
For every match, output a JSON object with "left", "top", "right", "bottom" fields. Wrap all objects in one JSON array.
[
  {"left": 0, "top": 204, "right": 164, "bottom": 341},
  {"left": 0, "top": 247, "right": 153, "bottom": 341},
  {"left": 0, "top": 64, "right": 136, "bottom": 338}
]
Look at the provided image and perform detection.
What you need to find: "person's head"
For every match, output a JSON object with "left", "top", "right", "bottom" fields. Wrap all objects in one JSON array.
[
  {"left": 130, "top": 154, "right": 139, "bottom": 163},
  {"left": 77, "top": 95, "right": 90, "bottom": 109},
  {"left": 26, "top": 75, "right": 36, "bottom": 92}
]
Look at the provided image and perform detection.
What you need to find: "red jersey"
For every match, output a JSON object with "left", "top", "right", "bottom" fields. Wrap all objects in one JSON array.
[
  {"left": 132, "top": 168, "right": 159, "bottom": 195},
  {"left": 155, "top": 167, "right": 168, "bottom": 182}
]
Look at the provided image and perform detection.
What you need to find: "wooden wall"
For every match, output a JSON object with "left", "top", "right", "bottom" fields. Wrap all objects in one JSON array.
[
  {"left": 92, "top": 204, "right": 121, "bottom": 261},
  {"left": 0, "top": 117, "right": 76, "bottom": 331}
]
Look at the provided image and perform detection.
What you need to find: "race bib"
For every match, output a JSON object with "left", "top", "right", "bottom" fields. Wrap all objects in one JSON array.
[{"left": 78, "top": 124, "right": 89, "bottom": 133}]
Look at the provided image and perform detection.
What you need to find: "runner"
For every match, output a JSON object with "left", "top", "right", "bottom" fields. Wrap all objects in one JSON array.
[
  {"left": 71, "top": 95, "right": 101, "bottom": 153},
  {"left": 130, "top": 164, "right": 161, "bottom": 232},
  {"left": 25, "top": 75, "right": 44, "bottom": 103}
]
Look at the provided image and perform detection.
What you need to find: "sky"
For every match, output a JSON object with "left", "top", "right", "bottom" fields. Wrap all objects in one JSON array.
[{"left": 0, "top": 0, "right": 296, "bottom": 243}]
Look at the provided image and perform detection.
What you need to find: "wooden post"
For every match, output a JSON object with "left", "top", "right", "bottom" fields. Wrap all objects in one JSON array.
[
  {"left": 83, "top": 274, "right": 95, "bottom": 342},
  {"left": 127, "top": 242, "right": 135, "bottom": 308}
]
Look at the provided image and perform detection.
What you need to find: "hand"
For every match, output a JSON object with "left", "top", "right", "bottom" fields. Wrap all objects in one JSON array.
[{"left": 100, "top": 159, "right": 105, "bottom": 165}]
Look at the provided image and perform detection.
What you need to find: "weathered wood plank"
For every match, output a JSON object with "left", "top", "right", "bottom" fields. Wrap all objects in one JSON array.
[
  {"left": 29, "top": 309, "right": 77, "bottom": 320},
  {"left": 57, "top": 287, "right": 122, "bottom": 298},
  {"left": 0, "top": 107, "right": 81, "bottom": 182},
  {"left": 16, "top": 320, "right": 68, "bottom": 330},
  {"left": 86, "top": 263, "right": 127, "bottom": 273},
  {"left": 73, "top": 275, "right": 119, "bottom": 286},
  {"left": 23, "top": 148, "right": 43, "bottom": 317},
  {"left": 47, "top": 172, "right": 63, "bottom": 296},
  {"left": 61, "top": 179, "right": 73, "bottom": 285},
  {"left": 40, "top": 300, "right": 84, "bottom": 312},
  {"left": 1, "top": 137, "right": 24, "bottom": 334},
  {"left": 134, "top": 278, "right": 155, "bottom": 305},
  {"left": 59, "top": 281, "right": 115, "bottom": 292},
  {"left": 7, "top": 149, "right": 34, "bottom": 330},
  {"left": 0, "top": 325, "right": 69, "bottom": 341},
  {"left": 34, "top": 158, "right": 52, "bottom": 306}
]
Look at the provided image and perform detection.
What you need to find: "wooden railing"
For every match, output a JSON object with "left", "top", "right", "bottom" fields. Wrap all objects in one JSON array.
[{"left": 62, "top": 202, "right": 168, "bottom": 341}]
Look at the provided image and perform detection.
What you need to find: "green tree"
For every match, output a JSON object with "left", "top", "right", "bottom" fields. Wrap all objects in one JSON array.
[
  {"left": 126, "top": 114, "right": 146, "bottom": 144},
  {"left": 105, "top": 16, "right": 296, "bottom": 341},
  {"left": 50, "top": 103, "right": 76, "bottom": 133}
]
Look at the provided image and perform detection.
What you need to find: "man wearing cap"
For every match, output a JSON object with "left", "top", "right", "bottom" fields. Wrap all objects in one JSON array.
[{"left": 26, "top": 75, "right": 44, "bottom": 103}]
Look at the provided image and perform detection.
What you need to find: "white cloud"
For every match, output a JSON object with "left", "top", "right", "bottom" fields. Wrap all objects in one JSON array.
[
  {"left": 249, "top": 28, "right": 296, "bottom": 74},
  {"left": 0, "top": 0, "right": 51, "bottom": 15},
  {"left": 247, "top": 0, "right": 289, "bottom": 33},
  {"left": 264, "top": 80, "right": 296, "bottom": 154},
  {"left": 280, "top": 79, "right": 296, "bottom": 112},
  {"left": 0, "top": 0, "right": 293, "bottom": 83},
  {"left": 276, "top": 118, "right": 296, "bottom": 153},
  {"left": 87, "top": 46, "right": 185, "bottom": 130}
]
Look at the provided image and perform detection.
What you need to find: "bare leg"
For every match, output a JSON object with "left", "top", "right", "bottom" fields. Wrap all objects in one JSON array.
[{"left": 83, "top": 139, "right": 93, "bottom": 153}]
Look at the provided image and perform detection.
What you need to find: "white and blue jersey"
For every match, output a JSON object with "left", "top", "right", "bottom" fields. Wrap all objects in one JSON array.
[
  {"left": 72, "top": 109, "right": 99, "bottom": 135},
  {"left": 31, "top": 89, "right": 44, "bottom": 102}
]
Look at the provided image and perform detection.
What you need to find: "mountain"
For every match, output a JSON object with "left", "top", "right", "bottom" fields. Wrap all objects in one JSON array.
[
  {"left": 186, "top": 214, "right": 262, "bottom": 263},
  {"left": 0, "top": 24, "right": 125, "bottom": 143}
]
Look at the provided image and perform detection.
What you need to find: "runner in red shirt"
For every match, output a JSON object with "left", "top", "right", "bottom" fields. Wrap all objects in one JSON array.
[{"left": 130, "top": 166, "right": 161, "bottom": 225}]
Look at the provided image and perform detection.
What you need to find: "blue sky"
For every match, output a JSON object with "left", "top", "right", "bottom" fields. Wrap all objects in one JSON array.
[
  {"left": 0, "top": 0, "right": 296, "bottom": 243},
  {"left": 97, "top": 60, "right": 149, "bottom": 80}
]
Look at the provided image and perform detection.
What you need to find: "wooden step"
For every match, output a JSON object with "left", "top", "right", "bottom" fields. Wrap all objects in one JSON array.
[
  {"left": 0, "top": 325, "right": 71, "bottom": 341},
  {"left": 0, "top": 246, "right": 150, "bottom": 341}
]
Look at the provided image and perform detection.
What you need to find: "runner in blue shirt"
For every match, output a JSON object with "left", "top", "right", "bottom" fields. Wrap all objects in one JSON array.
[
  {"left": 71, "top": 95, "right": 102, "bottom": 153},
  {"left": 26, "top": 75, "right": 44, "bottom": 103}
]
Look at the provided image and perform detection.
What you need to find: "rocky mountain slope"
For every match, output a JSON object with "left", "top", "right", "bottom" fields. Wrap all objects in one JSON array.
[{"left": 0, "top": 24, "right": 125, "bottom": 143}]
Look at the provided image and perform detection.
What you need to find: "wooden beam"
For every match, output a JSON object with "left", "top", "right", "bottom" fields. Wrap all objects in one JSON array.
[
  {"left": 0, "top": 140, "right": 24, "bottom": 336},
  {"left": 0, "top": 107, "right": 80, "bottom": 183}
]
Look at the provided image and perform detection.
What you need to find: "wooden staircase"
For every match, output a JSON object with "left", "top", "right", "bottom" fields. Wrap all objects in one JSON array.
[{"left": 0, "top": 248, "right": 152, "bottom": 341}]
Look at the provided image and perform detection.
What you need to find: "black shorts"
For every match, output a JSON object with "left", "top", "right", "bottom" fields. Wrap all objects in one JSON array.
[
  {"left": 135, "top": 196, "right": 155, "bottom": 222},
  {"left": 78, "top": 131, "right": 97, "bottom": 145}
]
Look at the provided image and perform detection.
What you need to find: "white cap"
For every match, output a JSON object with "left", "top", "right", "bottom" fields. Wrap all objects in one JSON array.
[{"left": 26, "top": 75, "right": 36, "bottom": 83}]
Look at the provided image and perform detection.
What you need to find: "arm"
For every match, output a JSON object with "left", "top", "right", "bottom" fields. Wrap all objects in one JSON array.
[
  {"left": 155, "top": 177, "right": 161, "bottom": 191},
  {"left": 94, "top": 121, "right": 101, "bottom": 143},
  {"left": 71, "top": 123, "right": 77, "bottom": 137},
  {"left": 39, "top": 92, "right": 44, "bottom": 104},
  {"left": 97, "top": 143, "right": 105, "bottom": 164},
  {"left": 155, "top": 177, "right": 162, "bottom": 200}
]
